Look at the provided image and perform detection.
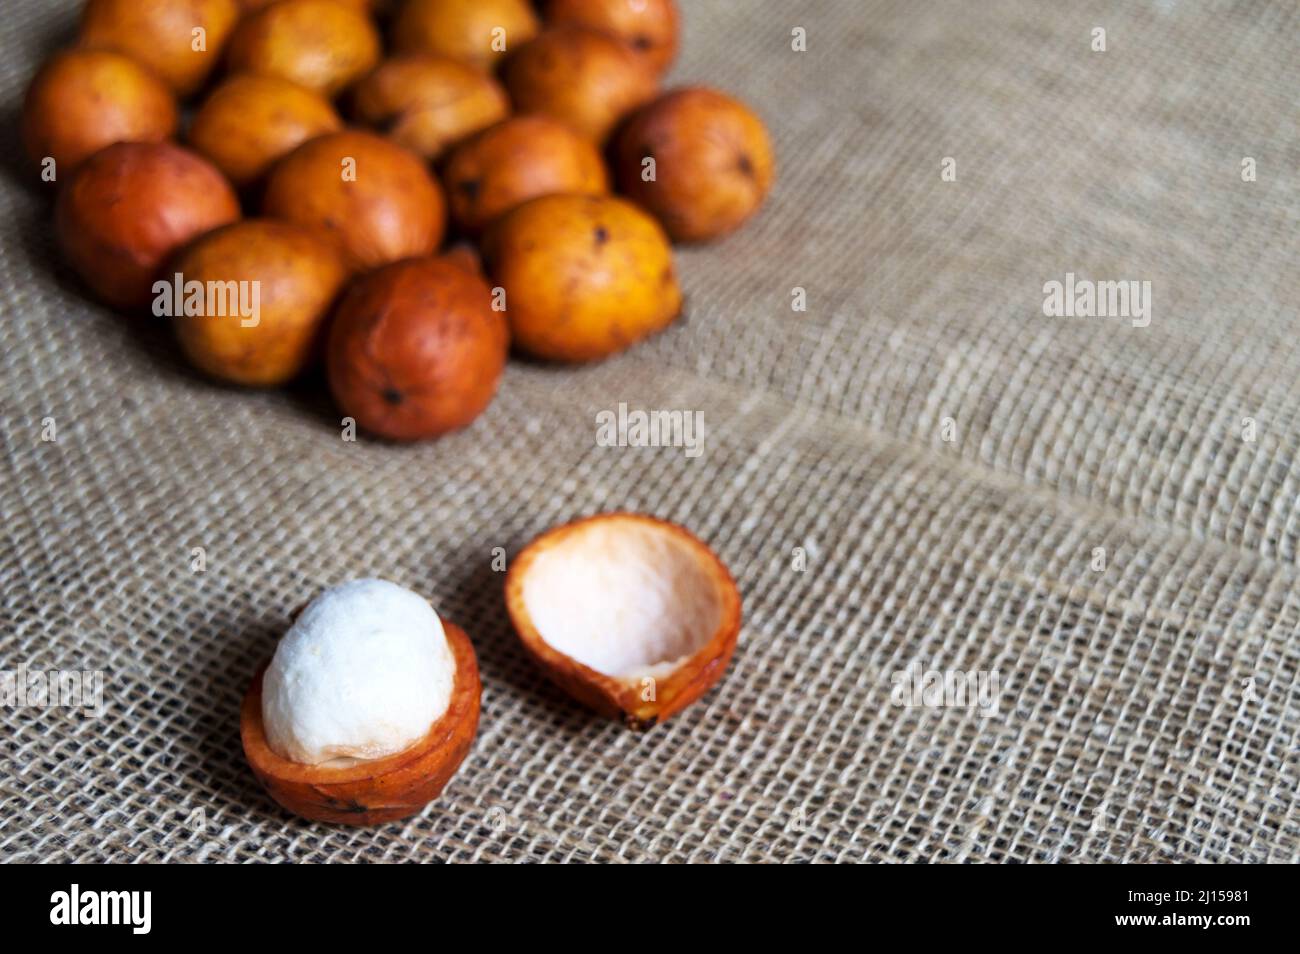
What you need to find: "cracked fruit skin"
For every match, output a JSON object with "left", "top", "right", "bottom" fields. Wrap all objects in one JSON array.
[
  {"left": 504, "top": 26, "right": 658, "bottom": 143},
  {"left": 327, "top": 257, "right": 508, "bottom": 441},
  {"left": 56, "top": 142, "right": 241, "bottom": 311},
  {"left": 242, "top": 620, "right": 481, "bottom": 825},
  {"left": 443, "top": 115, "right": 608, "bottom": 235},
  {"left": 172, "top": 220, "right": 350, "bottom": 387},
  {"left": 483, "top": 194, "right": 681, "bottom": 362},
  {"left": 262, "top": 131, "right": 445, "bottom": 271},
  {"left": 226, "top": 0, "right": 382, "bottom": 97},
  {"left": 79, "top": 0, "right": 240, "bottom": 97},
  {"left": 21, "top": 49, "right": 178, "bottom": 181},
  {"left": 544, "top": 0, "right": 680, "bottom": 75},
  {"left": 188, "top": 75, "right": 341, "bottom": 188},
  {"left": 615, "top": 88, "right": 776, "bottom": 242},
  {"left": 351, "top": 55, "right": 509, "bottom": 162},
  {"left": 505, "top": 513, "right": 742, "bottom": 730},
  {"left": 393, "top": 0, "right": 540, "bottom": 72}
]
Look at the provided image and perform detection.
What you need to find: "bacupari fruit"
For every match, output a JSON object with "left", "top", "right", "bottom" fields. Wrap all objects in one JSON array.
[{"left": 56, "top": 142, "right": 240, "bottom": 310}]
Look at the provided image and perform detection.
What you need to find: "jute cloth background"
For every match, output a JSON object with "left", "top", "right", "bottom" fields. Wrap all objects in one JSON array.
[{"left": 2, "top": 0, "right": 1297, "bottom": 863}]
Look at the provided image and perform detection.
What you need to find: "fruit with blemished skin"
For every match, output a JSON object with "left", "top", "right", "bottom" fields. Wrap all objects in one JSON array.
[
  {"left": 544, "top": 0, "right": 680, "bottom": 75},
  {"left": 21, "top": 49, "right": 178, "bottom": 182},
  {"left": 392, "top": 0, "right": 539, "bottom": 72},
  {"left": 55, "top": 142, "right": 241, "bottom": 310},
  {"left": 443, "top": 116, "right": 608, "bottom": 235},
  {"left": 350, "top": 56, "right": 509, "bottom": 161},
  {"left": 503, "top": 25, "right": 658, "bottom": 143},
  {"left": 171, "top": 220, "right": 351, "bottom": 387},
  {"left": 505, "top": 513, "right": 742, "bottom": 730},
  {"left": 79, "top": 0, "right": 240, "bottom": 97},
  {"left": 241, "top": 620, "right": 481, "bottom": 825},
  {"left": 483, "top": 193, "right": 681, "bottom": 362},
  {"left": 327, "top": 257, "right": 508, "bottom": 441},
  {"left": 226, "top": 0, "right": 381, "bottom": 97},
  {"left": 188, "top": 75, "right": 341, "bottom": 188},
  {"left": 614, "top": 87, "right": 775, "bottom": 242},
  {"left": 262, "top": 131, "right": 445, "bottom": 271}
]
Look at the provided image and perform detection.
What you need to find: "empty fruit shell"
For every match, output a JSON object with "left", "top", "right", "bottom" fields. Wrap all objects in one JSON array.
[
  {"left": 241, "top": 619, "right": 481, "bottom": 825},
  {"left": 505, "top": 513, "right": 741, "bottom": 730}
]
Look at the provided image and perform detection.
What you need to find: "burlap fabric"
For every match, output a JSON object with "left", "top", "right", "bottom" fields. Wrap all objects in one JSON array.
[{"left": 1, "top": 0, "right": 1297, "bottom": 864}]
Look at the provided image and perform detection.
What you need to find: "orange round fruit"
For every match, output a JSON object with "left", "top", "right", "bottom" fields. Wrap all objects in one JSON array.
[
  {"left": 226, "top": 0, "right": 382, "bottom": 97},
  {"left": 79, "top": 0, "right": 240, "bottom": 96},
  {"left": 350, "top": 56, "right": 509, "bottom": 161},
  {"left": 327, "top": 257, "right": 509, "bottom": 441},
  {"left": 503, "top": 25, "right": 657, "bottom": 142},
  {"left": 443, "top": 116, "right": 608, "bottom": 235},
  {"left": 544, "top": 0, "right": 680, "bottom": 74},
  {"left": 392, "top": 0, "right": 540, "bottom": 72},
  {"left": 483, "top": 194, "right": 681, "bottom": 362},
  {"left": 55, "top": 142, "right": 241, "bottom": 310},
  {"left": 21, "top": 48, "right": 178, "bottom": 181},
  {"left": 188, "top": 75, "right": 342, "bottom": 188},
  {"left": 171, "top": 220, "right": 351, "bottom": 387},
  {"left": 262, "top": 131, "right": 445, "bottom": 270},
  {"left": 615, "top": 87, "right": 775, "bottom": 242}
]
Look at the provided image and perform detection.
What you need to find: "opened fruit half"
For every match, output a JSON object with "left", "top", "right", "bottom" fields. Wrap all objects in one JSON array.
[
  {"left": 241, "top": 580, "right": 480, "bottom": 825},
  {"left": 505, "top": 513, "right": 741, "bottom": 730}
]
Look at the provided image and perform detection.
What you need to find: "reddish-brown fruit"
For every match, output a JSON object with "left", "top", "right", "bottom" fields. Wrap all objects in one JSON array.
[
  {"left": 504, "top": 26, "right": 657, "bottom": 142},
  {"left": 393, "top": 0, "right": 540, "bottom": 72},
  {"left": 79, "top": 0, "right": 240, "bottom": 97},
  {"left": 351, "top": 55, "right": 510, "bottom": 161},
  {"left": 544, "top": 0, "right": 680, "bottom": 75},
  {"left": 615, "top": 87, "right": 776, "bottom": 242},
  {"left": 242, "top": 620, "right": 481, "bottom": 825},
  {"left": 483, "top": 193, "right": 681, "bottom": 362},
  {"left": 55, "top": 142, "right": 241, "bottom": 310},
  {"left": 21, "top": 49, "right": 178, "bottom": 182},
  {"left": 188, "top": 75, "right": 341, "bottom": 188},
  {"left": 262, "top": 131, "right": 445, "bottom": 271},
  {"left": 171, "top": 220, "right": 350, "bottom": 387},
  {"left": 226, "top": 0, "right": 382, "bottom": 97},
  {"left": 327, "top": 257, "right": 508, "bottom": 441},
  {"left": 505, "top": 513, "right": 742, "bottom": 730},
  {"left": 443, "top": 116, "right": 608, "bottom": 235}
]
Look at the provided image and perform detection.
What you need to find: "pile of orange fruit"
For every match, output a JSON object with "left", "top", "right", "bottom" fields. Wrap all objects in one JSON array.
[{"left": 22, "top": 0, "right": 775, "bottom": 441}]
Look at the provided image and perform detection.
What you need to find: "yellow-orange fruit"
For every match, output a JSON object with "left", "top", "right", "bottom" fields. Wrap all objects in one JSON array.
[
  {"left": 615, "top": 87, "right": 776, "bottom": 242},
  {"left": 503, "top": 26, "right": 657, "bottom": 142},
  {"left": 327, "top": 257, "right": 508, "bottom": 441},
  {"left": 170, "top": 220, "right": 350, "bottom": 386},
  {"left": 188, "top": 75, "right": 341, "bottom": 188},
  {"left": 21, "top": 49, "right": 178, "bottom": 182},
  {"left": 55, "top": 142, "right": 241, "bottom": 310},
  {"left": 443, "top": 116, "right": 608, "bottom": 235},
  {"left": 483, "top": 194, "right": 680, "bottom": 362},
  {"left": 226, "top": 0, "right": 381, "bottom": 97},
  {"left": 351, "top": 56, "right": 509, "bottom": 161},
  {"left": 262, "top": 131, "right": 445, "bottom": 270},
  {"left": 79, "top": 0, "right": 240, "bottom": 97},
  {"left": 392, "top": 0, "right": 539, "bottom": 71},
  {"left": 544, "top": 0, "right": 680, "bottom": 75}
]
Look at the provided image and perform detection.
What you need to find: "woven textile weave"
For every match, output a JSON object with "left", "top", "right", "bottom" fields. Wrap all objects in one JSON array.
[{"left": 1, "top": 0, "right": 1298, "bottom": 863}]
